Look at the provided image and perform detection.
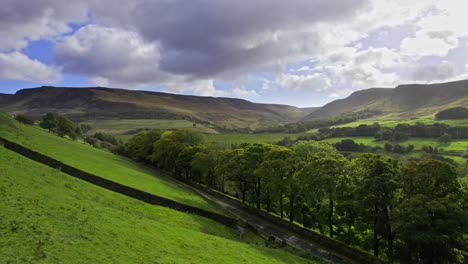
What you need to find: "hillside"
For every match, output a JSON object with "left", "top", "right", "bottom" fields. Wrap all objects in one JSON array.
[
  {"left": 303, "top": 79, "right": 468, "bottom": 121},
  {"left": 0, "top": 87, "right": 307, "bottom": 129},
  {"left": 0, "top": 149, "right": 312, "bottom": 263},
  {"left": 0, "top": 113, "right": 225, "bottom": 214},
  {"left": 0, "top": 114, "right": 316, "bottom": 263}
]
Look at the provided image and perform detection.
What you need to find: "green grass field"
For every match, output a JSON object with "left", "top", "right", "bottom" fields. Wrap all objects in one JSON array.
[
  {"left": 0, "top": 113, "right": 225, "bottom": 214},
  {"left": 81, "top": 119, "right": 218, "bottom": 135},
  {"left": 205, "top": 133, "right": 303, "bottom": 145},
  {"left": 328, "top": 115, "right": 468, "bottom": 129},
  {"left": 320, "top": 136, "right": 468, "bottom": 167},
  {"left": 0, "top": 147, "right": 315, "bottom": 263},
  {"left": 320, "top": 136, "right": 468, "bottom": 151}
]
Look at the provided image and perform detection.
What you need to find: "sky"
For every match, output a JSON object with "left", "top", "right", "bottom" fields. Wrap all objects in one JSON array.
[{"left": 1, "top": 0, "right": 468, "bottom": 107}]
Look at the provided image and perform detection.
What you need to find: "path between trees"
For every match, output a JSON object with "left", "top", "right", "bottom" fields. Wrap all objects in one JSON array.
[{"left": 181, "top": 183, "right": 358, "bottom": 264}]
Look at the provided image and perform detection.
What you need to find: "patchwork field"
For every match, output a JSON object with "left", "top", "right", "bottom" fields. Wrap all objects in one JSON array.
[
  {"left": 329, "top": 115, "right": 468, "bottom": 128},
  {"left": 204, "top": 133, "right": 303, "bottom": 145},
  {"left": 320, "top": 136, "right": 468, "bottom": 167},
  {"left": 80, "top": 119, "right": 218, "bottom": 135},
  {"left": 0, "top": 147, "right": 315, "bottom": 263}
]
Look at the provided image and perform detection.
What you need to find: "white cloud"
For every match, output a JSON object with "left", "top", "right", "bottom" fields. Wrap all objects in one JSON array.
[
  {"left": 0, "top": 1, "right": 88, "bottom": 51},
  {"left": 232, "top": 87, "right": 259, "bottom": 98},
  {"left": 277, "top": 73, "right": 331, "bottom": 91},
  {"left": 412, "top": 62, "right": 455, "bottom": 82},
  {"left": 55, "top": 25, "right": 161, "bottom": 86},
  {"left": 0, "top": 52, "right": 60, "bottom": 83},
  {"left": 400, "top": 31, "right": 459, "bottom": 57}
]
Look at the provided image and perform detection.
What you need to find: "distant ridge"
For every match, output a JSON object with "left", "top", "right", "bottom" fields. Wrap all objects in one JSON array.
[
  {"left": 303, "top": 79, "right": 468, "bottom": 121},
  {"left": 0, "top": 86, "right": 308, "bottom": 129}
]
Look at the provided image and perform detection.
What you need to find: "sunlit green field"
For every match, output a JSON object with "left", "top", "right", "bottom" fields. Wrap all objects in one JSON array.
[
  {"left": 320, "top": 136, "right": 468, "bottom": 166},
  {"left": 0, "top": 147, "right": 315, "bottom": 264},
  {"left": 329, "top": 115, "right": 468, "bottom": 128},
  {"left": 0, "top": 113, "right": 225, "bottom": 214},
  {"left": 204, "top": 133, "right": 303, "bottom": 145},
  {"left": 320, "top": 136, "right": 468, "bottom": 151},
  {"left": 81, "top": 119, "right": 218, "bottom": 135}
]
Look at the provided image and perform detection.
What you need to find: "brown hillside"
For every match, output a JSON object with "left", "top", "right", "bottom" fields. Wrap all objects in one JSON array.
[
  {"left": 1, "top": 87, "right": 307, "bottom": 129},
  {"left": 303, "top": 79, "right": 468, "bottom": 121}
]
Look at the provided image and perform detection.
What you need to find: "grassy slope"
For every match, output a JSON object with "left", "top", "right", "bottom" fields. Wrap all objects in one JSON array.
[
  {"left": 0, "top": 148, "right": 315, "bottom": 263},
  {"left": 81, "top": 119, "right": 218, "bottom": 135},
  {"left": 0, "top": 113, "right": 224, "bottom": 214}
]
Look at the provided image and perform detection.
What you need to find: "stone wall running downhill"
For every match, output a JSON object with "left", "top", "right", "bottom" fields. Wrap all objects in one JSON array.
[{"left": 0, "top": 136, "right": 238, "bottom": 228}]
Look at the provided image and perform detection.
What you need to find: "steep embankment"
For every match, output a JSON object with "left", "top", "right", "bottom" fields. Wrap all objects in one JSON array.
[
  {"left": 1, "top": 86, "right": 307, "bottom": 129},
  {"left": 0, "top": 147, "right": 314, "bottom": 263},
  {"left": 303, "top": 79, "right": 468, "bottom": 121},
  {"left": 0, "top": 113, "right": 224, "bottom": 214}
]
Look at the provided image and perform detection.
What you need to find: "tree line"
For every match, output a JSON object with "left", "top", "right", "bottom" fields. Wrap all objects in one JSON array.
[
  {"left": 254, "top": 110, "right": 381, "bottom": 134},
  {"left": 123, "top": 129, "right": 467, "bottom": 263},
  {"left": 318, "top": 122, "right": 468, "bottom": 139},
  {"left": 436, "top": 107, "right": 468, "bottom": 120}
]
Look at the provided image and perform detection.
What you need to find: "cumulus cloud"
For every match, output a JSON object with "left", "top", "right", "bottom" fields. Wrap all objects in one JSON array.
[
  {"left": 0, "top": 0, "right": 88, "bottom": 51},
  {"left": 55, "top": 25, "right": 162, "bottom": 86},
  {"left": 0, "top": 52, "right": 60, "bottom": 82},
  {"left": 401, "top": 31, "right": 459, "bottom": 57},
  {"left": 1, "top": 0, "right": 468, "bottom": 105},
  {"left": 90, "top": 0, "right": 367, "bottom": 79},
  {"left": 232, "top": 87, "right": 259, "bottom": 98},
  {"left": 277, "top": 73, "right": 331, "bottom": 91}
]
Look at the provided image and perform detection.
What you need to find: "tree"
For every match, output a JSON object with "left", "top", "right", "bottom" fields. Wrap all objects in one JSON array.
[
  {"left": 221, "top": 148, "right": 252, "bottom": 203},
  {"left": 395, "top": 160, "right": 467, "bottom": 264},
  {"left": 438, "top": 133, "right": 452, "bottom": 144},
  {"left": 15, "top": 114, "right": 35, "bottom": 125},
  {"left": 256, "top": 146, "right": 293, "bottom": 216},
  {"left": 354, "top": 154, "right": 399, "bottom": 260},
  {"left": 56, "top": 115, "right": 77, "bottom": 139},
  {"left": 40, "top": 113, "right": 58, "bottom": 132},
  {"left": 296, "top": 150, "right": 350, "bottom": 237},
  {"left": 125, "top": 130, "right": 162, "bottom": 162},
  {"left": 384, "top": 143, "right": 393, "bottom": 152}
]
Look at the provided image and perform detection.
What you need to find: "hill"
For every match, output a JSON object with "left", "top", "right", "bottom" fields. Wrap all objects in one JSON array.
[
  {"left": 0, "top": 113, "right": 315, "bottom": 263},
  {"left": 303, "top": 79, "right": 468, "bottom": 121},
  {"left": 0, "top": 149, "right": 312, "bottom": 263},
  {"left": 0, "top": 113, "right": 225, "bottom": 214},
  {"left": 0, "top": 86, "right": 307, "bottom": 130}
]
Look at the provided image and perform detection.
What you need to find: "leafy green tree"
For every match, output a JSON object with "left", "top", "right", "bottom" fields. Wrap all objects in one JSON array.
[
  {"left": 244, "top": 144, "right": 272, "bottom": 209},
  {"left": 296, "top": 150, "right": 350, "bottom": 237},
  {"left": 56, "top": 115, "right": 77, "bottom": 139},
  {"left": 256, "top": 146, "right": 293, "bottom": 216},
  {"left": 40, "top": 113, "right": 58, "bottom": 132},
  {"left": 125, "top": 130, "right": 162, "bottom": 162},
  {"left": 395, "top": 160, "right": 467, "bottom": 264},
  {"left": 354, "top": 154, "right": 399, "bottom": 260},
  {"left": 15, "top": 114, "right": 35, "bottom": 125},
  {"left": 190, "top": 143, "right": 225, "bottom": 188},
  {"left": 222, "top": 148, "right": 251, "bottom": 203},
  {"left": 438, "top": 133, "right": 452, "bottom": 144}
]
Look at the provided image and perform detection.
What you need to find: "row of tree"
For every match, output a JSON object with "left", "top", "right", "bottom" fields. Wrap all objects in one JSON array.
[
  {"left": 123, "top": 129, "right": 467, "bottom": 263},
  {"left": 318, "top": 122, "right": 468, "bottom": 139},
  {"left": 254, "top": 110, "right": 381, "bottom": 134},
  {"left": 436, "top": 107, "right": 468, "bottom": 120}
]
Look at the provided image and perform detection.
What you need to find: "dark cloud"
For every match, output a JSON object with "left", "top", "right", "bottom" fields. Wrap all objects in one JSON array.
[{"left": 91, "top": 0, "right": 368, "bottom": 78}]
